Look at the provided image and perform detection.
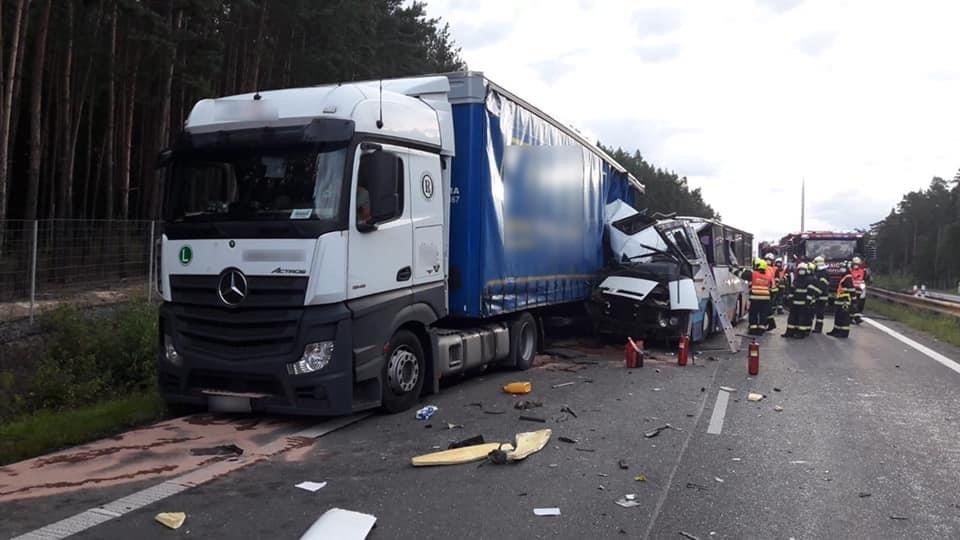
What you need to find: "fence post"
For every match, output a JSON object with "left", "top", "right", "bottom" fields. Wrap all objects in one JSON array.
[
  {"left": 29, "top": 220, "right": 38, "bottom": 323},
  {"left": 147, "top": 221, "right": 156, "bottom": 302}
]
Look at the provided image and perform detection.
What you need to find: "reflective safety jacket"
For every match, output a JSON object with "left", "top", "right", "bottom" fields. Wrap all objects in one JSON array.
[
  {"left": 851, "top": 267, "right": 866, "bottom": 287},
  {"left": 750, "top": 271, "right": 772, "bottom": 300},
  {"left": 813, "top": 270, "right": 830, "bottom": 301},
  {"left": 836, "top": 273, "right": 856, "bottom": 305},
  {"left": 791, "top": 275, "right": 814, "bottom": 306},
  {"left": 766, "top": 266, "right": 779, "bottom": 292}
]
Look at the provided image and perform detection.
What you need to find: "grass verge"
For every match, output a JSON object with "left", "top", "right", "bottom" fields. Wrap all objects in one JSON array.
[
  {"left": 0, "top": 390, "right": 166, "bottom": 466},
  {"left": 867, "top": 300, "right": 960, "bottom": 349}
]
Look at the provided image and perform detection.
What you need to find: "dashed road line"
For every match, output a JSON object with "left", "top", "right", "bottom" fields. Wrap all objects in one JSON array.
[
  {"left": 862, "top": 317, "right": 960, "bottom": 376},
  {"left": 706, "top": 388, "right": 731, "bottom": 435}
]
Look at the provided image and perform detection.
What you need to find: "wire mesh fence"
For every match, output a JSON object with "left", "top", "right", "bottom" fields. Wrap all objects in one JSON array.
[{"left": 0, "top": 220, "right": 159, "bottom": 322}]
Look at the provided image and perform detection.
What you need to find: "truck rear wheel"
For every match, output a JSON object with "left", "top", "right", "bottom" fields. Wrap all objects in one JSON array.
[
  {"left": 509, "top": 312, "right": 538, "bottom": 370},
  {"left": 381, "top": 329, "right": 426, "bottom": 413}
]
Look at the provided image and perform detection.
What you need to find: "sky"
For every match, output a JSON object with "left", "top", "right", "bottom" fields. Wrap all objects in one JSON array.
[{"left": 423, "top": 0, "right": 960, "bottom": 244}]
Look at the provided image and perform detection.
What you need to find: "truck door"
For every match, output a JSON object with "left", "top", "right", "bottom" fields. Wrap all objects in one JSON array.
[
  {"left": 347, "top": 144, "right": 414, "bottom": 299},
  {"left": 406, "top": 149, "right": 445, "bottom": 287}
]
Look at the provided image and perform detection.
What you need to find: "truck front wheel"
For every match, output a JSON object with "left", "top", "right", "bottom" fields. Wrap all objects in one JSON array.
[
  {"left": 509, "top": 312, "right": 538, "bottom": 371},
  {"left": 381, "top": 330, "right": 426, "bottom": 413}
]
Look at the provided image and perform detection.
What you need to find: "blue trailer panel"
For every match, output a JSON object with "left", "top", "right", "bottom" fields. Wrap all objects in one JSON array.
[{"left": 447, "top": 76, "right": 638, "bottom": 318}]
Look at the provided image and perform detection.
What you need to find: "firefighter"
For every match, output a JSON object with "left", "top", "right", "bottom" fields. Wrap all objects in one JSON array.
[
  {"left": 849, "top": 256, "right": 867, "bottom": 324},
  {"left": 764, "top": 253, "right": 778, "bottom": 331},
  {"left": 773, "top": 258, "right": 786, "bottom": 314},
  {"left": 740, "top": 259, "right": 772, "bottom": 336},
  {"left": 828, "top": 262, "right": 857, "bottom": 338},
  {"left": 783, "top": 263, "right": 813, "bottom": 338},
  {"left": 811, "top": 256, "right": 831, "bottom": 333}
]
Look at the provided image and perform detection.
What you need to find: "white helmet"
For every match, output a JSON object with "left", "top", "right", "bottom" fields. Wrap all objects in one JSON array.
[
  {"left": 765, "top": 253, "right": 775, "bottom": 261},
  {"left": 852, "top": 256, "right": 862, "bottom": 265}
]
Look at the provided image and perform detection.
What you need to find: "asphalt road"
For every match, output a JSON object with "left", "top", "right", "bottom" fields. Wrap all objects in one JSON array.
[{"left": 2, "top": 313, "right": 960, "bottom": 539}]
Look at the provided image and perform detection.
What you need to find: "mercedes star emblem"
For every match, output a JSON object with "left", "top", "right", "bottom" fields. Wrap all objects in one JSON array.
[{"left": 217, "top": 269, "right": 248, "bottom": 306}]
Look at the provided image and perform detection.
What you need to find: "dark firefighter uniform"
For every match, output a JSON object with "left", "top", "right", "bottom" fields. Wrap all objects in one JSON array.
[
  {"left": 812, "top": 263, "right": 830, "bottom": 333},
  {"left": 739, "top": 260, "right": 772, "bottom": 336},
  {"left": 828, "top": 268, "right": 857, "bottom": 338},
  {"left": 764, "top": 262, "right": 779, "bottom": 330},
  {"left": 850, "top": 258, "right": 867, "bottom": 324},
  {"left": 783, "top": 264, "right": 813, "bottom": 338},
  {"left": 773, "top": 260, "right": 786, "bottom": 314}
]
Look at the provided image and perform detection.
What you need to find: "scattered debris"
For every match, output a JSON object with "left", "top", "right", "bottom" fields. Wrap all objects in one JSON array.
[
  {"left": 412, "top": 442, "right": 514, "bottom": 466},
  {"left": 299, "top": 508, "right": 376, "bottom": 540},
  {"left": 519, "top": 415, "right": 547, "bottom": 423},
  {"left": 747, "top": 393, "right": 765, "bottom": 402},
  {"left": 416, "top": 405, "right": 438, "bottom": 420},
  {"left": 701, "top": 387, "right": 706, "bottom": 393},
  {"left": 295, "top": 481, "right": 328, "bottom": 492},
  {"left": 503, "top": 381, "right": 532, "bottom": 395},
  {"left": 686, "top": 413, "right": 695, "bottom": 417},
  {"left": 889, "top": 515, "right": 909, "bottom": 521},
  {"left": 424, "top": 424, "right": 433, "bottom": 429},
  {"left": 654, "top": 368, "right": 661, "bottom": 373},
  {"left": 557, "top": 364, "right": 590, "bottom": 373},
  {"left": 732, "top": 458, "right": 742, "bottom": 462},
  {"left": 505, "top": 429, "right": 553, "bottom": 461},
  {"left": 714, "top": 477, "right": 724, "bottom": 483},
  {"left": 575, "top": 448, "right": 596, "bottom": 452},
  {"left": 448, "top": 435, "right": 485, "bottom": 449},
  {"left": 155, "top": 512, "right": 186, "bottom": 530},
  {"left": 467, "top": 402, "right": 483, "bottom": 408},
  {"left": 573, "top": 358, "right": 600, "bottom": 365},
  {"left": 560, "top": 405, "right": 578, "bottom": 418},
  {"left": 789, "top": 460, "right": 809, "bottom": 464},
  {"left": 549, "top": 463, "right": 559, "bottom": 468},
  {"left": 618, "top": 460, "right": 629, "bottom": 470},
  {"left": 644, "top": 424, "right": 680, "bottom": 438},
  {"left": 634, "top": 474, "right": 648, "bottom": 482},
  {"left": 653, "top": 387, "right": 662, "bottom": 392},
  {"left": 720, "top": 386, "right": 736, "bottom": 392},
  {"left": 615, "top": 493, "right": 640, "bottom": 508},
  {"left": 446, "top": 423, "right": 464, "bottom": 430},
  {"left": 189, "top": 444, "right": 243, "bottom": 456},
  {"left": 558, "top": 436, "right": 578, "bottom": 444},
  {"left": 533, "top": 507, "right": 561, "bottom": 516},
  {"left": 685, "top": 482, "right": 709, "bottom": 491},
  {"left": 483, "top": 410, "right": 506, "bottom": 415},
  {"left": 774, "top": 405, "right": 784, "bottom": 412},
  {"left": 598, "top": 485, "right": 606, "bottom": 491},
  {"left": 895, "top": 365, "right": 900, "bottom": 369},
  {"left": 514, "top": 399, "right": 543, "bottom": 410},
  {"left": 858, "top": 492, "right": 872, "bottom": 498},
  {"left": 679, "top": 532, "right": 702, "bottom": 540},
  {"left": 552, "top": 382, "right": 576, "bottom": 389},
  {"left": 773, "top": 387, "right": 782, "bottom": 392}
]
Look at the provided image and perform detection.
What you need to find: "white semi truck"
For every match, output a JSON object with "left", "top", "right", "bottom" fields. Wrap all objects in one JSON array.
[{"left": 156, "top": 72, "right": 642, "bottom": 415}]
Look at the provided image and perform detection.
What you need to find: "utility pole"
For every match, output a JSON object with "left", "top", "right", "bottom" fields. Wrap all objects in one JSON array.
[{"left": 800, "top": 178, "right": 805, "bottom": 232}]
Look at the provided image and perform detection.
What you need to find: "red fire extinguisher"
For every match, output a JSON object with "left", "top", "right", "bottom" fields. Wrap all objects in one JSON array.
[
  {"left": 677, "top": 334, "right": 689, "bottom": 366},
  {"left": 748, "top": 339, "right": 760, "bottom": 375},
  {"left": 625, "top": 337, "right": 643, "bottom": 368}
]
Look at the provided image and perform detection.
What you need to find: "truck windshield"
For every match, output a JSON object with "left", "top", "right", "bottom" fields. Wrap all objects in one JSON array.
[
  {"left": 166, "top": 143, "right": 348, "bottom": 223},
  {"left": 805, "top": 239, "right": 856, "bottom": 261}
]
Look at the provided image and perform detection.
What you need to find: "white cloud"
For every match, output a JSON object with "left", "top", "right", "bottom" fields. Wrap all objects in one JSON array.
[{"left": 425, "top": 0, "right": 960, "bottom": 244}]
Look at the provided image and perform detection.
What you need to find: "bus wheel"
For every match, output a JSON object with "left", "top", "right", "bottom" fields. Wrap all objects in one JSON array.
[
  {"left": 509, "top": 312, "right": 538, "bottom": 371},
  {"left": 381, "top": 330, "right": 426, "bottom": 413}
]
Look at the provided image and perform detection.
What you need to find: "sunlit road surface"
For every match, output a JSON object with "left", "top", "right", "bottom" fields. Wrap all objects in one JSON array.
[{"left": 2, "top": 315, "right": 960, "bottom": 539}]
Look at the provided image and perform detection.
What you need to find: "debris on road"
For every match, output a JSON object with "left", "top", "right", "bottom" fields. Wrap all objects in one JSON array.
[
  {"left": 295, "top": 481, "right": 328, "bottom": 492},
  {"left": 558, "top": 436, "right": 578, "bottom": 444},
  {"left": 889, "top": 515, "right": 909, "bottom": 521},
  {"left": 533, "top": 507, "right": 561, "bottom": 516},
  {"left": 189, "top": 444, "right": 243, "bottom": 456},
  {"left": 747, "top": 393, "right": 765, "bottom": 402},
  {"left": 448, "top": 435, "right": 485, "bottom": 449},
  {"left": 858, "top": 492, "right": 872, "bottom": 498},
  {"left": 644, "top": 424, "right": 680, "bottom": 438},
  {"left": 503, "top": 381, "right": 532, "bottom": 395},
  {"left": 789, "top": 460, "right": 809, "bottom": 464},
  {"left": 300, "top": 508, "right": 376, "bottom": 540},
  {"left": 714, "top": 477, "right": 725, "bottom": 483},
  {"left": 155, "top": 512, "right": 186, "bottom": 530},
  {"left": 773, "top": 387, "right": 782, "bottom": 392},
  {"left": 686, "top": 482, "right": 709, "bottom": 491},
  {"left": 615, "top": 493, "right": 640, "bottom": 508},
  {"left": 679, "top": 532, "right": 702, "bottom": 540},
  {"left": 574, "top": 358, "right": 600, "bottom": 365},
  {"left": 560, "top": 405, "right": 578, "bottom": 418},
  {"left": 483, "top": 409, "right": 506, "bottom": 415},
  {"left": 446, "top": 423, "right": 464, "bottom": 430},
  {"left": 416, "top": 405, "right": 438, "bottom": 420},
  {"left": 618, "top": 460, "right": 629, "bottom": 470},
  {"left": 774, "top": 405, "right": 784, "bottom": 412},
  {"left": 575, "top": 448, "right": 596, "bottom": 452},
  {"left": 506, "top": 429, "right": 552, "bottom": 461},
  {"left": 519, "top": 415, "right": 547, "bottom": 423},
  {"left": 467, "top": 402, "right": 483, "bottom": 408},
  {"left": 634, "top": 474, "right": 648, "bottom": 482},
  {"left": 514, "top": 399, "right": 543, "bottom": 410},
  {"left": 552, "top": 382, "right": 576, "bottom": 389},
  {"left": 720, "top": 386, "right": 736, "bottom": 392},
  {"left": 732, "top": 458, "right": 742, "bottom": 462},
  {"left": 598, "top": 473, "right": 609, "bottom": 477},
  {"left": 412, "top": 442, "right": 514, "bottom": 466}
]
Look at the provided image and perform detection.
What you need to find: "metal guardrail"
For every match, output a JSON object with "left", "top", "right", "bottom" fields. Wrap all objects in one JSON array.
[
  {"left": 868, "top": 286, "right": 960, "bottom": 319},
  {"left": 926, "top": 290, "right": 960, "bottom": 304}
]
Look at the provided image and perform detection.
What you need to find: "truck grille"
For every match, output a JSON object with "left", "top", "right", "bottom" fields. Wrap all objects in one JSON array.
[
  {"left": 174, "top": 306, "right": 302, "bottom": 359},
  {"left": 169, "top": 274, "right": 308, "bottom": 308}
]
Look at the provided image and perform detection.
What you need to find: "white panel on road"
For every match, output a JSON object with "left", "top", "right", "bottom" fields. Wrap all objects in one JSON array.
[
  {"left": 707, "top": 389, "right": 731, "bottom": 435},
  {"left": 863, "top": 317, "right": 960, "bottom": 376},
  {"left": 12, "top": 509, "right": 114, "bottom": 540}
]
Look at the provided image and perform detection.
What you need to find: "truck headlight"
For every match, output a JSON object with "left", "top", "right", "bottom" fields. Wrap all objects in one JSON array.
[
  {"left": 164, "top": 335, "right": 181, "bottom": 366},
  {"left": 287, "top": 341, "right": 335, "bottom": 375}
]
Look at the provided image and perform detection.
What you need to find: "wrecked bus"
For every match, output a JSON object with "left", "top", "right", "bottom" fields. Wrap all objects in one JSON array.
[{"left": 588, "top": 204, "right": 752, "bottom": 342}]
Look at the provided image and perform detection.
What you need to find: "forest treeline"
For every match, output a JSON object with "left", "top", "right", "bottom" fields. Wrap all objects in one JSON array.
[
  {"left": 0, "top": 0, "right": 715, "bottom": 225},
  {"left": 873, "top": 173, "right": 960, "bottom": 289}
]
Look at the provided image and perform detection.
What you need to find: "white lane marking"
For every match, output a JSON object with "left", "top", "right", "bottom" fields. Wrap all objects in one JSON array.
[
  {"left": 862, "top": 317, "right": 960, "bottom": 376},
  {"left": 706, "top": 389, "right": 731, "bottom": 435},
  {"left": 11, "top": 413, "right": 370, "bottom": 540}
]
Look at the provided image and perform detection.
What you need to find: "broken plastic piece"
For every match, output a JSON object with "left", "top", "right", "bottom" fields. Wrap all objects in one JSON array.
[
  {"left": 747, "top": 393, "right": 765, "bottom": 402},
  {"left": 644, "top": 424, "right": 679, "bottom": 438},
  {"left": 155, "top": 512, "right": 186, "bottom": 530},
  {"left": 533, "top": 507, "right": 561, "bottom": 516},
  {"left": 514, "top": 399, "right": 543, "bottom": 410},
  {"left": 618, "top": 460, "right": 629, "bottom": 470},
  {"left": 558, "top": 436, "right": 578, "bottom": 444},
  {"left": 774, "top": 405, "right": 784, "bottom": 412},
  {"left": 412, "top": 442, "right": 514, "bottom": 466},
  {"left": 448, "top": 435, "right": 484, "bottom": 449},
  {"left": 552, "top": 382, "right": 576, "bottom": 389},
  {"left": 634, "top": 474, "right": 647, "bottom": 482},
  {"left": 503, "top": 381, "right": 532, "bottom": 395},
  {"left": 720, "top": 386, "right": 736, "bottom": 392},
  {"left": 415, "top": 405, "right": 438, "bottom": 420},
  {"left": 299, "top": 508, "right": 376, "bottom": 540},
  {"left": 295, "top": 481, "right": 328, "bottom": 492},
  {"left": 560, "top": 406, "right": 578, "bottom": 418},
  {"left": 506, "top": 429, "right": 552, "bottom": 461},
  {"left": 446, "top": 423, "right": 464, "bottom": 430},
  {"left": 615, "top": 494, "right": 641, "bottom": 508},
  {"left": 679, "top": 532, "right": 702, "bottom": 540},
  {"left": 519, "top": 415, "right": 547, "bottom": 423}
]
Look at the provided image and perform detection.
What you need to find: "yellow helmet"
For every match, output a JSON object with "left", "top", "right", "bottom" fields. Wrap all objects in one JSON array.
[
  {"left": 813, "top": 256, "right": 825, "bottom": 264},
  {"left": 755, "top": 259, "right": 769, "bottom": 271}
]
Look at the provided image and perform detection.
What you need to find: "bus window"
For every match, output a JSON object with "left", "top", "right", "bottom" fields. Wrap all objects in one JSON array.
[
  {"left": 700, "top": 229, "right": 716, "bottom": 265},
  {"left": 671, "top": 229, "right": 697, "bottom": 260},
  {"left": 712, "top": 225, "right": 728, "bottom": 266}
]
